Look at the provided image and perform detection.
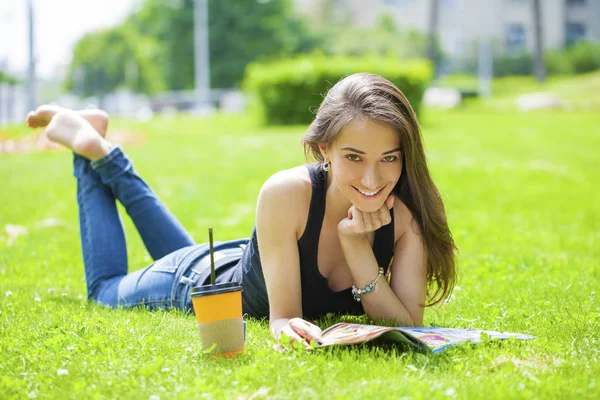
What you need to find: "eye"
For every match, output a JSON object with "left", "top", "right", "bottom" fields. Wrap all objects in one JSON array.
[
  {"left": 345, "top": 154, "right": 362, "bottom": 162},
  {"left": 382, "top": 155, "right": 398, "bottom": 163}
]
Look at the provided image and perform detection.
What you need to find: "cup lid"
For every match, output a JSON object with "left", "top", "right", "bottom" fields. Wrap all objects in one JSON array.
[{"left": 190, "top": 282, "right": 242, "bottom": 298}]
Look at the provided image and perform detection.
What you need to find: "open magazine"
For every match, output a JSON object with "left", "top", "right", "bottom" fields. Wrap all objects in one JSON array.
[{"left": 319, "top": 322, "right": 535, "bottom": 353}]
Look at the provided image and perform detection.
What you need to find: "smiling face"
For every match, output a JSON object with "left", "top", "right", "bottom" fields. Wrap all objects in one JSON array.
[{"left": 320, "top": 117, "right": 403, "bottom": 213}]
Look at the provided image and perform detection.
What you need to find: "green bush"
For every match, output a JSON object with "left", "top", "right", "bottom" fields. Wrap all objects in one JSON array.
[
  {"left": 545, "top": 41, "right": 600, "bottom": 75},
  {"left": 243, "top": 55, "right": 433, "bottom": 125},
  {"left": 493, "top": 53, "right": 533, "bottom": 76},
  {"left": 569, "top": 41, "right": 600, "bottom": 74},
  {"left": 545, "top": 50, "right": 575, "bottom": 75}
]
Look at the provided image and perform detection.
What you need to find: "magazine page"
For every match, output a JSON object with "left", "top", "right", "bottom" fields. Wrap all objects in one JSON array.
[
  {"left": 319, "top": 323, "right": 535, "bottom": 354},
  {"left": 398, "top": 327, "right": 536, "bottom": 353},
  {"left": 320, "top": 322, "right": 426, "bottom": 351},
  {"left": 320, "top": 322, "right": 397, "bottom": 346}
]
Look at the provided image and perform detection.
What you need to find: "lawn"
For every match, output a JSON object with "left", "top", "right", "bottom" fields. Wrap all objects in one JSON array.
[
  {"left": 436, "top": 70, "right": 600, "bottom": 111},
  {"left": 1, "top": 95, "right": 599, "bottom": 398}
]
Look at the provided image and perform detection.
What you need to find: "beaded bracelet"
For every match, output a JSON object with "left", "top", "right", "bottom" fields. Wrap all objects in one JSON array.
[{"left": 351, "top": 268, "right": 384, "bottom": 302}]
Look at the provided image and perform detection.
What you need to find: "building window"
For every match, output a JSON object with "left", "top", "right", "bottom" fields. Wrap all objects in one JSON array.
[
  {"left": 566, "top": 22, "right": 586, "bottom": 45},
  {"left": 505, "top": 24, "right": 526, "bottom": 53},
  {"left": 566, "top": 0, "right": 586, "bottom": 6}
]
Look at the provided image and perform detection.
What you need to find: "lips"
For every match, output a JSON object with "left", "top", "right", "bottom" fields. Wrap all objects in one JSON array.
[{"left": 352, "top": 185, "right": 384, "bottom": 199}]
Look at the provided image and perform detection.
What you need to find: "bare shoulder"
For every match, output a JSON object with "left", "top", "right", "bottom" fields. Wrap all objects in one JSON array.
[
  {"left": 259, "top": 166, "right": 311, "bottom": 203},
  {"left": 392, "top": 196, "right": 422, "bottom": 243},
  {"left": 257, "top": 166, "right": 312, "bottom": 238}
]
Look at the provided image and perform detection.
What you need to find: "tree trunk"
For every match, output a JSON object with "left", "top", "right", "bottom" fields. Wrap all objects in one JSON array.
[
  {"left": 427, "top": 0, "right": 440, "bottom": 72},
  {"left": 532, "top": 0, "right": 546, "bottom": 82}
]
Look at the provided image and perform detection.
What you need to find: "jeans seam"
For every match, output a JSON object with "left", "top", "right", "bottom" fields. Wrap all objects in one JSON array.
[
  {"left": 80, "top": 188, "right": 96, "bottom": 299},
  {"left": 171, "top": 248, "right": 206, "bottom": 301},
  {"left": 117, "top": 298, "right": 177, "bottom": 309},
  {"left": 179, "top": 272, "right": 198, "bottom": 311}
]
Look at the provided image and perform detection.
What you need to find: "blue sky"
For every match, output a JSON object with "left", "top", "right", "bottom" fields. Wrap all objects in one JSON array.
[{"left": 0, "top": 0, "right": 137, "bottom": 79}]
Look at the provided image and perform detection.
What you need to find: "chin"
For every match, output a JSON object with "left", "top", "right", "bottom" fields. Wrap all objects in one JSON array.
[
  {"left": 350, "top": 195, "right": 388, "bottom": 213},
  {"left": 354, "top": 204, "right": 382, "bottom": 213}
]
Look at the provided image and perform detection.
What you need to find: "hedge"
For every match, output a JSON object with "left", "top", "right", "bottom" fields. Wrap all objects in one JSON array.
[
  {"left": 546, "top": 41, "right": 600, "bottom": 75},
  {"left": 493, "top": 53, "right": 534, "bottom": 76},
  {"left": 243, "top": 55, "right": 433, "bottom": 125}
]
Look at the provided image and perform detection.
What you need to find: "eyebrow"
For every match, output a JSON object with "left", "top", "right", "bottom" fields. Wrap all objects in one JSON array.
[{"left": 340, "top": 147, "right": 402, "bottom": 155}]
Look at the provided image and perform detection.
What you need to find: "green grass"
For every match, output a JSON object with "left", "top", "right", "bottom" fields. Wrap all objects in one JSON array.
[
  {"left": 436, "top": 70, "right": 600, "bottom": 111},
  {"left": 1, "top": 100, "right": 599, "bottom": 398}
]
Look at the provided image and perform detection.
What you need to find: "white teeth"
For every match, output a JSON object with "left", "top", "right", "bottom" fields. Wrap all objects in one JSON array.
[{"left": 357, "top": 188, "right": 379, "bottom": 197}]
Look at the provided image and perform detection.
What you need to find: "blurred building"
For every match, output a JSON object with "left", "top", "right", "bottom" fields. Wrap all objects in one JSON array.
[{"left": 294, "top": 0, "right": 600, "bottom": 56}]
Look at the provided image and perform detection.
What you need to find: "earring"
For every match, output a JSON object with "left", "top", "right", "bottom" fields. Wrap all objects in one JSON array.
[{"left": 322, "top": 160, "right": 331, "bottom": 171}]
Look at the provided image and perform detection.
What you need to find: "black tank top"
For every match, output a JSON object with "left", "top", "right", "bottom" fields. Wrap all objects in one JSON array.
[{"left": 239, "top": 163, "right": 395, "bottom": 319}]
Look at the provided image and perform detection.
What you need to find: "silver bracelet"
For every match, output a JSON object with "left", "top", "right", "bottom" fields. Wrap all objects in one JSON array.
[{"left": 351, "top": 268, "right": 384, "bottom": 302}]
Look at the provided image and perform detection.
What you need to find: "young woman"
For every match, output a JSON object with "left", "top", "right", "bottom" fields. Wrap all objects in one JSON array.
[{"left": 26, "top": 73, "right": 456, "bottom": 348}]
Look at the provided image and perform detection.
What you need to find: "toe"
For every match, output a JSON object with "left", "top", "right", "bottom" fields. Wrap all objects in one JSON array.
[{"left": 26, "top": 112, "right": 36, "bottom": 127}]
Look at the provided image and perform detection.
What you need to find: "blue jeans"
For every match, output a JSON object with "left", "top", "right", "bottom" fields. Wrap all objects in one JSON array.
[{"left": 74, "top": 145, "right": 240, "bottom": 311}]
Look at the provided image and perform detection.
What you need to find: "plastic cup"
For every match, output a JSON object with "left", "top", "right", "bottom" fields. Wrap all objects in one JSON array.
[{"left": 190, "top": 282, "right": 244, "bottom": 357}]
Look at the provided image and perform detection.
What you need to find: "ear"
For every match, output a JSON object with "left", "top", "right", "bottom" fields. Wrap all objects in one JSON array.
[{"left": 318, "top": 144, "right": 329, "bottom": 160}]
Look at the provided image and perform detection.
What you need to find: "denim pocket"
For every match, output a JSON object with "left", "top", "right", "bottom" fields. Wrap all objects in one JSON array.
[{"left": 150, "top": 259, "right": 178, "bottom": 273}]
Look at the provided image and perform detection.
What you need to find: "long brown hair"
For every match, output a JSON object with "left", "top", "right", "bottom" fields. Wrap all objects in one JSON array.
[{"left": 301, "top": 72, "right": 457, "bottom": 305}]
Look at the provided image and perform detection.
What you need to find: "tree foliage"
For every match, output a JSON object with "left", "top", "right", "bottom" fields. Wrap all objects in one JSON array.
[
  {"left": 126, "top": 0, "right": 320, "bottom": 90},
  {"left": 65, "top": 0, "right": 444, "bottom": 96},
  {"left": 315, "top": 13, "right": 436, "bottom": 61},
  {"left": 66, "top": 0, "right": 320, "bottom": 94},
  {"left": 65, "top": 25, "right": 165, "bottom": 97},
  {"left": 0, "top": 71, "right": 18, "bottom": 85}
]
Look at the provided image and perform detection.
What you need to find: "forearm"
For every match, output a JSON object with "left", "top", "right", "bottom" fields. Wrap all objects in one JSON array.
[{"left": 340, "top": 237, "right": 417, "bottom": 326}]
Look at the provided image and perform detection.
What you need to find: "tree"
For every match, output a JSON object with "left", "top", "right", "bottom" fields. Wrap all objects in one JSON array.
[
  {"left": 532, "top": 0, "right": 546, "bottom": 82},
  {"left": 64, "top": 25, "right": 166, "bottom": 97},
  {"left": 318, "top": 13, "right": 432, "bottom": 60},
  {"left": 427, "top": 0, "right": 441, "bottom": 73},
  {"left": 126, "top": 0, "right": 320, "bottom": 90},
  {"left": 0, "top": 71, "right": 18, "bottom": 85}
]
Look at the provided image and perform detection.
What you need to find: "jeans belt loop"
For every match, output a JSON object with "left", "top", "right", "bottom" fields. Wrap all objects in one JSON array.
[{"left": 179, "top": 276, "right": 196, "bottom": 286}]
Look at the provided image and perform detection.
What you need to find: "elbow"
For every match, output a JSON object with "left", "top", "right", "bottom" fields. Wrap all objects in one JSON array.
[
  {"left": 410, "top": 311, "right": 424, "bottom": 327},
  {"left": 405, "top": 311, "right": 423, "bottom": 327}
]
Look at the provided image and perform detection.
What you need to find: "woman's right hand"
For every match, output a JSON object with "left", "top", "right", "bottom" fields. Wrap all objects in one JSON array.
[{"left": 274, "top": 317, "right": 323, "bottom": 350}]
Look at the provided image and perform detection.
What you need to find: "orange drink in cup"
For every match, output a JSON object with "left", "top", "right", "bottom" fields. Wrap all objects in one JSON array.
[{"left": 190, "top": 282, "right": 244, "bottom": 357}]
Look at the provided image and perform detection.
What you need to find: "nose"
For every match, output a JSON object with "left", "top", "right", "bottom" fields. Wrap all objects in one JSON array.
[{"left": 361, "top": 164, "right": 380, "bottom": 190}]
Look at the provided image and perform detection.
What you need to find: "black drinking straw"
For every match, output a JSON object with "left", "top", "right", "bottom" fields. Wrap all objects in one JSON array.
[{"left": 209, "top": 228, "right": 216, "bottom": 285}]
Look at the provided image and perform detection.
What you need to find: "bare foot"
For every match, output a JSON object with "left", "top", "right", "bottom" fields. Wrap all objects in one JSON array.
[
  {"left": 26, "top": 105, "right": 109, "bottom": 138},
  {"left": 45, "top": 111, "right": 114, "bottom": 161}
]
